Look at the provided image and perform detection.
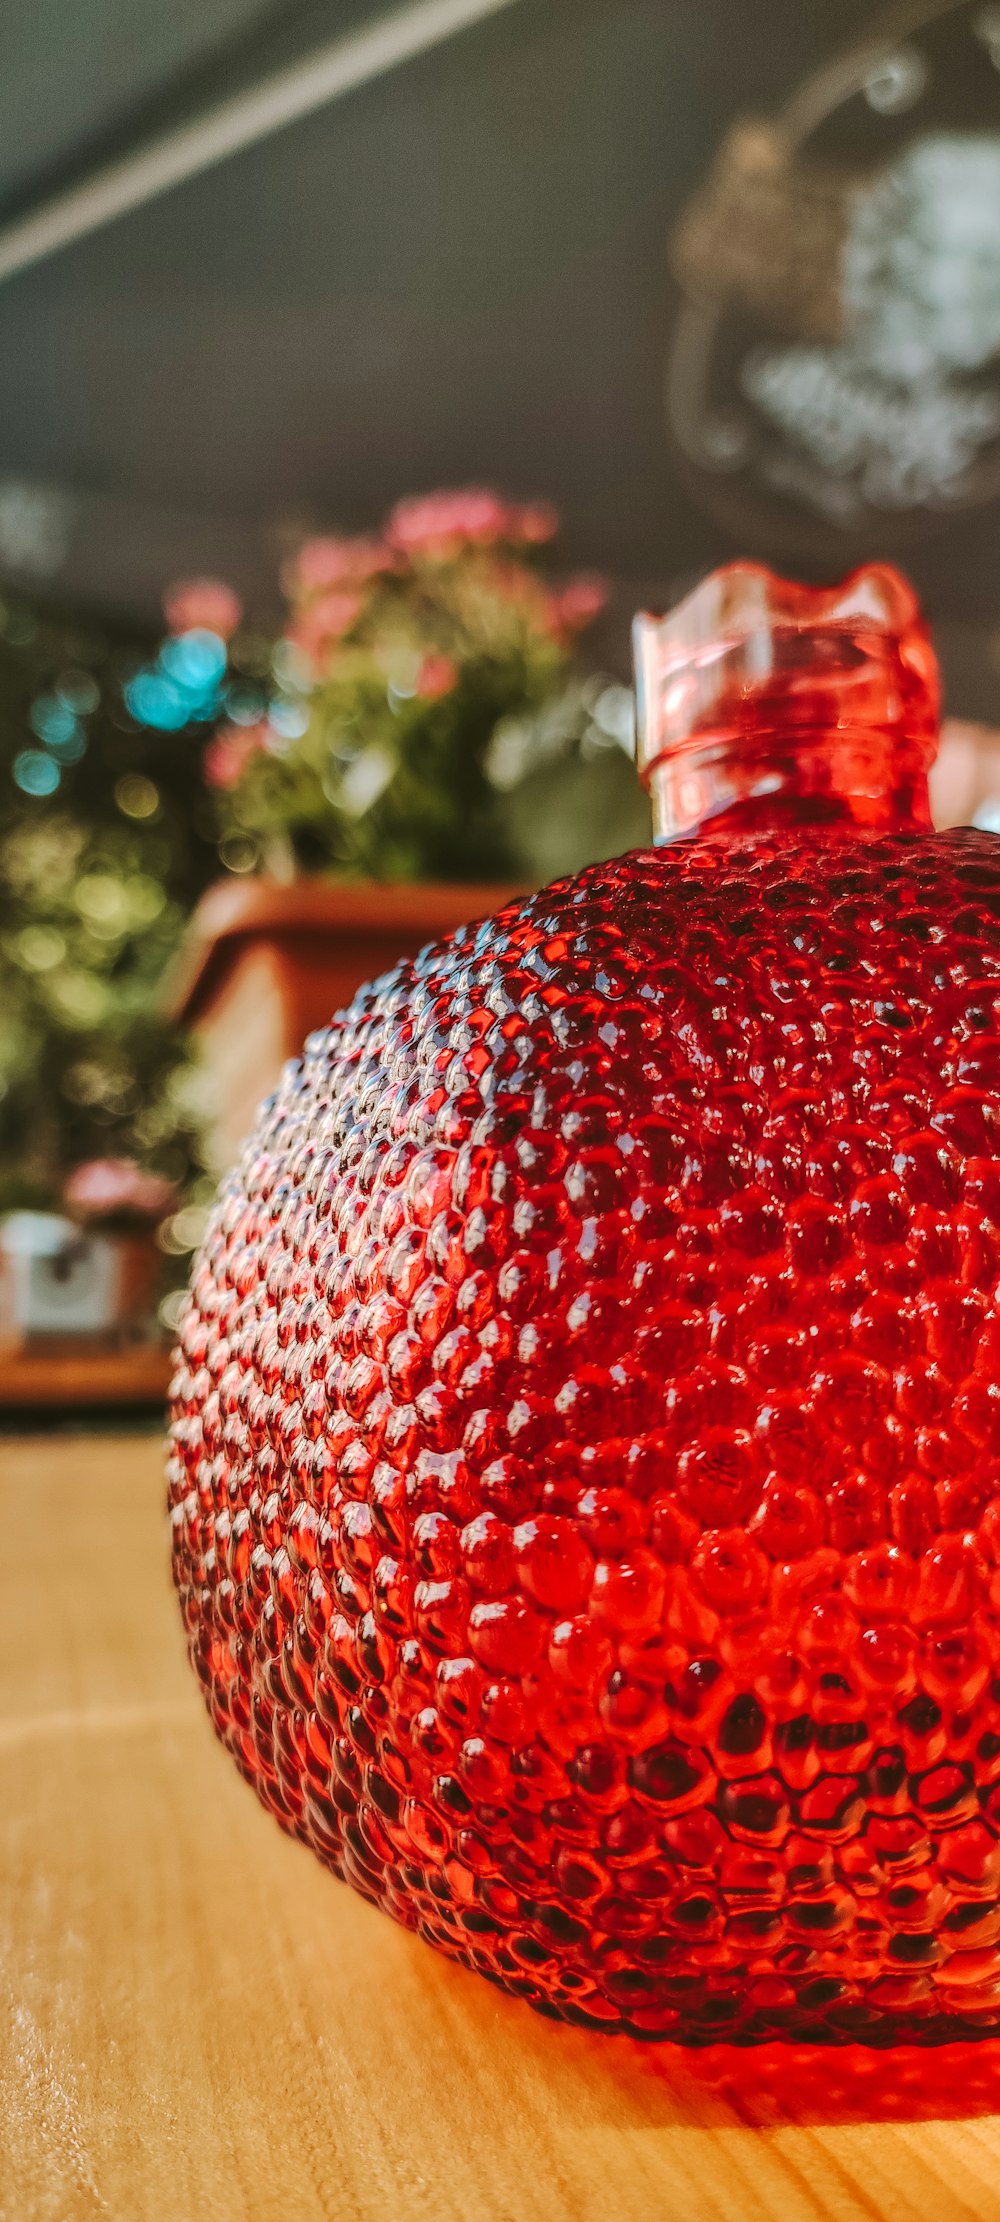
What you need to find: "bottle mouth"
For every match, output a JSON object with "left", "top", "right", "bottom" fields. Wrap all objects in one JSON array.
[
  {"left": 640, "top": 559, "right": 923, "bottom": 656},
  {"left": 633, "top": 562, "right": 940, "bottom": 841}
]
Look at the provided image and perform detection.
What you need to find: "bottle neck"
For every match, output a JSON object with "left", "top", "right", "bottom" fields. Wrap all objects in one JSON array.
[{"left": 634, "top": 565, "right": 940, "bottom": 846}]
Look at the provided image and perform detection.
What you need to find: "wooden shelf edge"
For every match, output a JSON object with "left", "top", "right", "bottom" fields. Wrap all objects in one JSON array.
[{"left": 0, "top": 1342, "right": 174, "bottom": 1407}]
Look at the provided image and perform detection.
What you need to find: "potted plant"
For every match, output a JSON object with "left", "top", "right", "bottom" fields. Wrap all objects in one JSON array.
[
  {"left": 168, "top": 489, "right": 639, "bottom": 1169},
  {"left": 0, "top": 1156, "right": 176, "bottom": 1351}
]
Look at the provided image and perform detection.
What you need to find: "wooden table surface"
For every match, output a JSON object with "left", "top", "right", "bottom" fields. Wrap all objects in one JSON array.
[{"left": 7, "top": 1437, "right": 1000, "bottom": 2222}]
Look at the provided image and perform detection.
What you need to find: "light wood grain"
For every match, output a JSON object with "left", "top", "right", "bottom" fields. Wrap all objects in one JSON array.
[{"left": 6, "top": 1437, "right": 1000, "bottom": 2222}]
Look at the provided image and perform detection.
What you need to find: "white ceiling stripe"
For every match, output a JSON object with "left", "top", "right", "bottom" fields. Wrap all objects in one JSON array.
[{"left": 0, "top": 0, "right": 527, "bottom": 286}]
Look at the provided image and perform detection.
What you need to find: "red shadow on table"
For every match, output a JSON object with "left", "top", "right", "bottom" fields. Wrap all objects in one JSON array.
[
  {"left": 441, "top": 1958, "right": 1000, "bottom": 2132},
  {"left": 646, "top": 2037, "right": 1000, "bottom": 2126}
]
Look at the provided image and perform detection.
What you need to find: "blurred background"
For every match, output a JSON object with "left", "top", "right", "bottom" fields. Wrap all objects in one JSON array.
[{"left": 3, "top": 0, "right": 1000, "bottom": 1414}]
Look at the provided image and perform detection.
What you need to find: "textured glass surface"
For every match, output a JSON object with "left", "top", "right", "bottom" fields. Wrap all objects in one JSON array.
[
  {"left": 169, "top": 816, "right": 1000, "bottom": 2043},
  {"left": 169, "top": 564, "right": 1000, "bottom": 2041},
  {"left": 634, "top": 560, "right": 939, "bottom": 843}
]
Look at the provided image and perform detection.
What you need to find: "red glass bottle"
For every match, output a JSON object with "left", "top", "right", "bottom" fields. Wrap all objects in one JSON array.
[{"left": 169, "top": 563, "right": 1000, "bottom": 2043}]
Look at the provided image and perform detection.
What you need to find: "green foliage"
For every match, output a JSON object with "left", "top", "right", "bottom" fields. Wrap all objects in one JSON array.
[
  {"left": 0, "top": 600, "right": 214, "bottom": 1223},
  {"left": 0, "top": 493, "right": 645, "bottom": 1255},
  {"left": 486, "top": 676, "right": 651, "bottom": 884},
  {"left": 207, "top": 492, "right": 609, "bottom": 882}
]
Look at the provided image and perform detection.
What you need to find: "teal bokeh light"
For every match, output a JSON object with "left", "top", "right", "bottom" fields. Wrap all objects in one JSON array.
[{"left": 13, "top": 749, "right": 61, "bottom": 795}]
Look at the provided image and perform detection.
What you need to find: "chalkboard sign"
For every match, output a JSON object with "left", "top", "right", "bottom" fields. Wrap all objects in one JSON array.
[{"left": 668, "top": 0, "right": 1000, "bottom": 560}]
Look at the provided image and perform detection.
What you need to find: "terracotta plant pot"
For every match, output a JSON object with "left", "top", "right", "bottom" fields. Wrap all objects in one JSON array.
[{"left": 170, "top": 878, "right": 522, "bottom": 1175}]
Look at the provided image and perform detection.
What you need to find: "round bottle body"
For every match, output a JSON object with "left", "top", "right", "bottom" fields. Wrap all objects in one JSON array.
[{"left": 170, "top": 826, "right": 1000, "bottom": 2042}]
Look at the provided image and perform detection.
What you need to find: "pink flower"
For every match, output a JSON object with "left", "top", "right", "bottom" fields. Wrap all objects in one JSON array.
[
  {"left": 293, "top": 536, "right": 393, "bottom": 591},
  {"left": 65, "top": 1157, "right": 177, "bottom": 1225},
  {"left": 508, "top": 501, "right": 559, "bottom": 545},
  {"left": 489, "top": 557, "right": 552, "bottom": 617},
  {"left": 286, "top": 591, "right": 364, "bottom": 668},
  {"left": 387, "top": 488, "right": 512, "bottom": 557},
  {"left": 163, "top": 576, "right": 242, "bottom": 639},
  {"left": 415, "top": 653, "right": 458, "bottom": 701},
  {"left": 203, "top": 722, "right": 268, "bottom": 790},
  {"left": 553, "top": 574, "right": 608, "bottom": 633}
]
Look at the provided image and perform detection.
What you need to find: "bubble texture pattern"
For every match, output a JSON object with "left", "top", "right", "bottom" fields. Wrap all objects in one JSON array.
[{"left": 169, "top": 831, "right": 1000, "bottom": 2042}]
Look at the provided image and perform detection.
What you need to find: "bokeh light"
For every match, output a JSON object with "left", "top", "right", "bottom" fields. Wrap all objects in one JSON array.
[
  {"left": 158, "top": 1287, "right": 188, "bottom": 1335},
  {"left": 31, "top": 695, "right": 80, "bottom": 748},
  {"left": 158, "top": 1202, "right": 210, "bottom": 1255},
  {"left": 268, "top": 696, "right": 309, "bottom": 739},
  {"left": 224, "top": 682, "right": 267, "bottom": 725},
  {"left": 125, "top": 626, "right": 229, "bottom": 730},
  {"left": 114, "top": 772, "right": 160, "bottom": 818},
  {"left": 13, "top": 748, "right": 60, "bottom": 795},
  {"left": 160, "top": 628, "right": 228, "bottom": 691},
  {"left": 218, "top": 833, "right": 258, "bottom": 873},
  {"left": 124, "top": 672, "right": 193, "bottom": 730},
  {"left": 55, "top": 669, "right": 100, "bottom": 715},
  {"left": 15, "top": 924, "right": 65, "bottom": 971}
]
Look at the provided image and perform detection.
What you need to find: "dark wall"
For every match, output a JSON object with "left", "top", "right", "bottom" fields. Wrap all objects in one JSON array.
[{"left": 0, "top": 0, "right": 997, "bottom": 717}]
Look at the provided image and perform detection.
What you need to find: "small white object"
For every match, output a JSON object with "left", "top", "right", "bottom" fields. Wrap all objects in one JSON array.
[{"left": 0, "top": 1212, "right": 120, "bottom": 1338}]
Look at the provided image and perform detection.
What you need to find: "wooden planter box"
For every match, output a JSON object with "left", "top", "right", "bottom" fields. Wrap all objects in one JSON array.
[{"left": 171, "top": 878, "right": 518, "bottom": 1174}]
